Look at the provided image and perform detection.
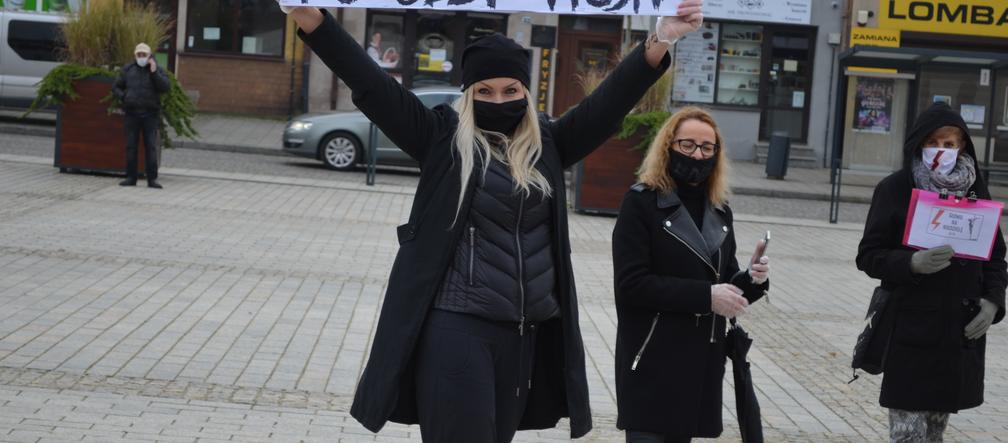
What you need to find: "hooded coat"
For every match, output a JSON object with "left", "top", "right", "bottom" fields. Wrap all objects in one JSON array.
[
  {"left": 297, "top": 10, "right": 671, "bottom": 437},
  {"left": 856, "top": 102, "right": 1007, "bottom": 412}
]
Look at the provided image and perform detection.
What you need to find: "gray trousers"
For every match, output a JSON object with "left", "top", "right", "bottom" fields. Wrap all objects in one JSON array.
[{"left": 889, "top": 409, "right": 950, "bottom": 443}]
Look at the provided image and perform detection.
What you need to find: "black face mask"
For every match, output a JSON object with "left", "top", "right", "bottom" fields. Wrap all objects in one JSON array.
[
  {"left": 474, "top": 98, "right": 527, "bottom": 134},
  {"left": 667, "top": 150, "right": 717, "bottom": 184}
]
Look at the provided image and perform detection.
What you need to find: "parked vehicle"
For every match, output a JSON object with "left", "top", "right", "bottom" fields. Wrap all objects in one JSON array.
[
  {"left": 282, "top": 87, "right": 461, "bottom": 171},
  {"left": 0, "top": 11, "right": 65, "bottom": 111}
]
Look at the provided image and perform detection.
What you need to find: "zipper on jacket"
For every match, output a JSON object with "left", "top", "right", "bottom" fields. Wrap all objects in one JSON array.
[
  {"left": 631, "top": 313, "right": 661, "bottom": 371},
  {"left": 515, "top": 197, "right": 526, "bottom": 397},
  {"left": 468, "top": 226, "right": 476, "bottom": 286},
  {"left": 710, "top": 251, "right": 722, "bottom": 343},
  {"left": 516, "top": 197, "right": 526, "bottom": 336},
  {"left": 662, "top": 224, "right": 719, "bottom": 280}
]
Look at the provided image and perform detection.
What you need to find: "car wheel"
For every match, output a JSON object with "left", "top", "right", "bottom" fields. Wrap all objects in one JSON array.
[{"left": 319, "top": 132, "right": 362, "bottom": 171}]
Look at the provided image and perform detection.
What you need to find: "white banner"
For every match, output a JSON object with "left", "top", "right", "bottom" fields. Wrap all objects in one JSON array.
[
  {"left": 702, "top": 0, "right": 811, "bottom": 25},
  {"left": 280, "top": 0, "right": 682, "bottom": 15}
]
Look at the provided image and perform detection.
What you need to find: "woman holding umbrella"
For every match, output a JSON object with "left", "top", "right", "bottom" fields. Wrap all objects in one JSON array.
[
  {"left": 612, "top": 107, "right": 770, "bottom": 442},
  {"left": 280, "top": 1, "right": 705, "bottom": 441}
]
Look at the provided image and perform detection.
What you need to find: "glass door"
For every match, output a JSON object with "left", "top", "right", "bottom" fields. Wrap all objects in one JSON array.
[
  {"left": 991, "top": 69, "right": 1008, "bottom": 165},
  {"left": 758, "top": 27, "right": 815, "bottom": 143}
]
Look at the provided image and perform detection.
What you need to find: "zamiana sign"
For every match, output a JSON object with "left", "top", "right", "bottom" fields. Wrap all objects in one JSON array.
[{"left": 280, "top": 0, "right": 682, "bottom": 15}]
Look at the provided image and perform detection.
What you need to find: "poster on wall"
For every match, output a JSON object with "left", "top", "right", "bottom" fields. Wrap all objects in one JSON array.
[
  {"left": 672, "top": 22, "right": 719, "bottom": 104},
  {"left": 853, "top": 77, "right": 894, "bottom": 134}
]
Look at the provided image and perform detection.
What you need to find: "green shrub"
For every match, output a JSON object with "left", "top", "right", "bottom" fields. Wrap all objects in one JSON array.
[{"left": 27, "top": 0, "right": 197, "bottom": 148}]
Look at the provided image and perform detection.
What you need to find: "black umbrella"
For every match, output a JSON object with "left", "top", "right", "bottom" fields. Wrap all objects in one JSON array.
[{"left": 725, "top": 319, "right": 764, "bottom": 443}]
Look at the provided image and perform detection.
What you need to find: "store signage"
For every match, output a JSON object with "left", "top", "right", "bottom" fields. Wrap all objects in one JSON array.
[
  {"left": 880, "top": 0, "right": 1008, "bottom": 38},
  {"left": 850, "top": 28, "right": 901, "bottom": 47},
  {"left": 537, "top": 48, "right": 553, "bottom": 113},
  {"left": 701, "top": 0, "right": 811, "bottom": 25},
  {"left": 281, "top": 0, "right": 681, "bottom": 15}
]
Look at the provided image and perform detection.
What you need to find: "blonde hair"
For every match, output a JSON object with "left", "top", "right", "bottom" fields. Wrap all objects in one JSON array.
[
  {"left": 637, "top": 106, "right": 731, "bottom": 208},
  {"left": 450, "top": 86, "right": 552, "bottom": 223}
]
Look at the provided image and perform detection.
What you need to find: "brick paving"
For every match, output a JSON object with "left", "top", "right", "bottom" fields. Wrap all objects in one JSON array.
[{"left": 0, "top": 156, "right": 1005, "bottom": 442}]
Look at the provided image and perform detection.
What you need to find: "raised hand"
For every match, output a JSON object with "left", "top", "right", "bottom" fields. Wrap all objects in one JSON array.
[{"left": 656, "top": 0, "right": 704, "bottom": 44}]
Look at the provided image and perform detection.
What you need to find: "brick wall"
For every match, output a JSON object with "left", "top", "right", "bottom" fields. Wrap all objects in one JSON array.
[{"left": 176, "top": 54, "right": 303, "bottom": 117}]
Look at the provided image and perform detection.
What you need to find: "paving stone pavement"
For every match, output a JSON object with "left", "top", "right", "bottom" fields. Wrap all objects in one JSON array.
[{"left": 0, "top": 157, "right": 1006, "bottom": 442}]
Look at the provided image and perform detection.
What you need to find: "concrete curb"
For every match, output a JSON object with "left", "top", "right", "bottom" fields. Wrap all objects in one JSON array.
[{"left": 0, "top": 122, "right": 289, "bottom": 158}]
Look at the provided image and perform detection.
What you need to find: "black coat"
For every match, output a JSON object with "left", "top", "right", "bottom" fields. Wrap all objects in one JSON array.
[
  {"left": 612, "top": 185, "right": 768, "bottom": 436},
  {"left": 112, "top": 62, "right": 170, "bottom": 112},
  {"left": 856, "top": 103, "right": 1007, "bottom": 412},
  {"left": 298, "top": 10, "right": 671, "bottom": 438}
]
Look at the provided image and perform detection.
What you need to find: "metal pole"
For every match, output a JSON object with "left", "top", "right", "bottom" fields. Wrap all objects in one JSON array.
[
  {"left": 828, "top": 62, "right": 850, "bottom": 224},
  {"left": 367, "top": 122, "right": 377, "bottom": 186}
]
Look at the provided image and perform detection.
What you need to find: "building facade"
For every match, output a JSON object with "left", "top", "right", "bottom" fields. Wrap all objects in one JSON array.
[{"left": 839, "top": 0, "right": 1008, "bottom": 184}]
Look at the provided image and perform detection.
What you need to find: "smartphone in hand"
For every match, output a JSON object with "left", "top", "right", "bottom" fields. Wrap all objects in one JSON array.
[{"left": 750, "top": 230, "right": 770, "bottom": 266}]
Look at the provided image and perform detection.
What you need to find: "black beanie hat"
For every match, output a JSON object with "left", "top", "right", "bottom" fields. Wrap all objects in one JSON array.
[{"left": 460, "top": 33, "right": 530, "bottom": 91}]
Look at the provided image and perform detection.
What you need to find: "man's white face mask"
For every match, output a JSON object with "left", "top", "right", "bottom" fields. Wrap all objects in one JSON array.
[
  {"left": 922, "top": 147, "right": 958, "bottom": 176},
  {"left": 136, "top": 57, "right": 149, "bottom": 67}
]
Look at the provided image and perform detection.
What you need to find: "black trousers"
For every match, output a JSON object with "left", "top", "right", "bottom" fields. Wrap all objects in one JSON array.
[
  {"left": 125, "top": 111, "right": 159, "bottom": 181},
  {"left": 626, "top": 431, "right": 691, "bottom": 443},
  {"left": 415, "top": 309, "right": 537, "bottom": 443}
]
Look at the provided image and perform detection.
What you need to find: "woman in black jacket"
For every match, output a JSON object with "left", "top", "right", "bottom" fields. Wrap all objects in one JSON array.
[
  {"left": 856, "top": 102, "right": 1007, "bottom": 442},
  {"left": 612, "top": 107, "right": 770, "bottom": 442},
  {"left": 281, "top": 2, "right": 705, "bottom": 442}
]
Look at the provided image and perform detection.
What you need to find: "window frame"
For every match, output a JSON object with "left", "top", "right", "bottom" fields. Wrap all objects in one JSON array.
[
  {"left": 7, "top": 19, "right": 63, "bottom": 63},
  {"left": 183, "top": 0, "right": 287, "bottom": 59}
]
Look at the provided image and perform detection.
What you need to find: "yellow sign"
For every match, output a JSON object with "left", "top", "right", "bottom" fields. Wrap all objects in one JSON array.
[
  {"left": 850, "top": 28, "right": 902, "bottom": 47},
  {"left": 879, "top": 0, "right": 1008, "bottom": 38}
]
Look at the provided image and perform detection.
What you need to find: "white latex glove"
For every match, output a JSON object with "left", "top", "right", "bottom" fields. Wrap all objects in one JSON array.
[
  {"left": 965, "top": 298, "right": 998, "bottom": 340},
  {"left": 275, "top": 0, "right": 296, "bottom": 13},
  {"left": 711, "top": 283, "right": 748, "bottom": 318},
  {"left": 656, "top": 0, "right": 705, "bottom": 44},
  {"left": 750, "top": 256, "right": 769, "bottom": 285}
]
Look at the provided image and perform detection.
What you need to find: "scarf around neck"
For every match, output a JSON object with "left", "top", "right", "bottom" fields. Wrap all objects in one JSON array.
[{"left": 912, "top": 153, "right": 976, "bottom": 194}]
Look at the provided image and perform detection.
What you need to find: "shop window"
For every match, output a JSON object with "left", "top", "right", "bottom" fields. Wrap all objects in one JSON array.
[
  {"left": 185, "top": 0, "right": 285, "bottom": 57},
  {"left": 366, "top": 14, "right": 404, "bottom": 70},
  {"left": 716, "top": 23, "right": 762, "bottom": 106},
  {"left": 7, "top": 20, "right": 61, "bottom": 62},
  {"left": 412, "top": 12, "right": 461, "bottom": 88}
]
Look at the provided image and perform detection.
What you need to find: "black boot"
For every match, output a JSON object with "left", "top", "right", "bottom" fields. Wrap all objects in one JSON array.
[
  {"left": 119, "top": 179, "right": 136, "bottom": 186},
  {"left": 147, "top": 180, "right": 163, "bottom": 189}
]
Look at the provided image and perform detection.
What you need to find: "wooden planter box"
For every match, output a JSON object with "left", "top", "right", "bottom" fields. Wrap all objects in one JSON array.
[
  {"left": 574, "top": 131, "right": 645, "bottom": 215},
  {"left": 54, "top": 76, "right": 159, "bottom": 175}
]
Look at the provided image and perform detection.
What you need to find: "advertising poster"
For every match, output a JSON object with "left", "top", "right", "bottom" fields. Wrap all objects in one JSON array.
[
  {"left": 853, "top": 77, "right": 894, "bottom": 134},
  {"left": 672, "top": 22, "right": 719, "bottom": 104}
]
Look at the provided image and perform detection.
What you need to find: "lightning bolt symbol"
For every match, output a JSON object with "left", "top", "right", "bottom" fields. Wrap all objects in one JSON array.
[
  {"left": 931, "top": 209, "right": 944, "bottom": 230},
  {"left": 931, "top": 150, "right": 944, "bottom": 171}
]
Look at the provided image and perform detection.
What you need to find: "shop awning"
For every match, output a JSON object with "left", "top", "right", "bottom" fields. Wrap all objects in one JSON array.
[
  {"left": 828, "top": 45, "right": 1008, "bottom": 223},
  {"left": 839, "top": 45, "right": 1008, "bottom": 71}
]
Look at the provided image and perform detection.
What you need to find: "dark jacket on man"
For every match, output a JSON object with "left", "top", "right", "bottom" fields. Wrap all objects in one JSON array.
[
  {"left": 612, "top": 184, "right": 768, "bottom": 436},
  {"left": 113, "top": 62, "right": 171, "bottom": 113},
  {"left": 856, "top": 103, "right": 1007, "bottom": 413},
  {"left": 298, "top": 10, "right": 671, "bottom": 438}
]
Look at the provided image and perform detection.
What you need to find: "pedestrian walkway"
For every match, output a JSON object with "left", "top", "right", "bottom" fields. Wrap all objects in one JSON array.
[
  {"left": 11, "top": 111, "right": 1008, "bottom": 207},
  {"left": 0, "top": 156, "right": 1005, "bottom": 442}
]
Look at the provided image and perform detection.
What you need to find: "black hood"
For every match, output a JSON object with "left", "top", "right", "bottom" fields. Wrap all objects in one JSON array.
[
  {"left": 903, "top": 102, "right": 978, "bottom": 169},
  {"left": 902, "top": 102, "right": 989, "bottom": 195}
]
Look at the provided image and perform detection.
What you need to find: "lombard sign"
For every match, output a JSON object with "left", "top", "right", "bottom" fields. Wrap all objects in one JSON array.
[
  {"left": 701, "top": 0, "right": 812, "bottom": 25},
  {"left": 879, "top": 0, "right": 1008, "bottom": 38}
]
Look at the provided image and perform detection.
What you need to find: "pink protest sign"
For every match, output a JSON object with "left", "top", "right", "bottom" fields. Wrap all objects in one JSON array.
[{"left": 902, "top": 189, "right": 1004, "bottom": 261}]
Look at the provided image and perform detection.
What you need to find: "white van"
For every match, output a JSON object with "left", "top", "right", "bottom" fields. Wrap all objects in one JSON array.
[{"left": 0, "top": 11, "right": 65, "bottom": 111}]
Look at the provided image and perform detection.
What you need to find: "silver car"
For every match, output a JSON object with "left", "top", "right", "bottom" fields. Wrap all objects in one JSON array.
[{"left": 282, "top": 87, "right": 461, "bottom": 171}]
